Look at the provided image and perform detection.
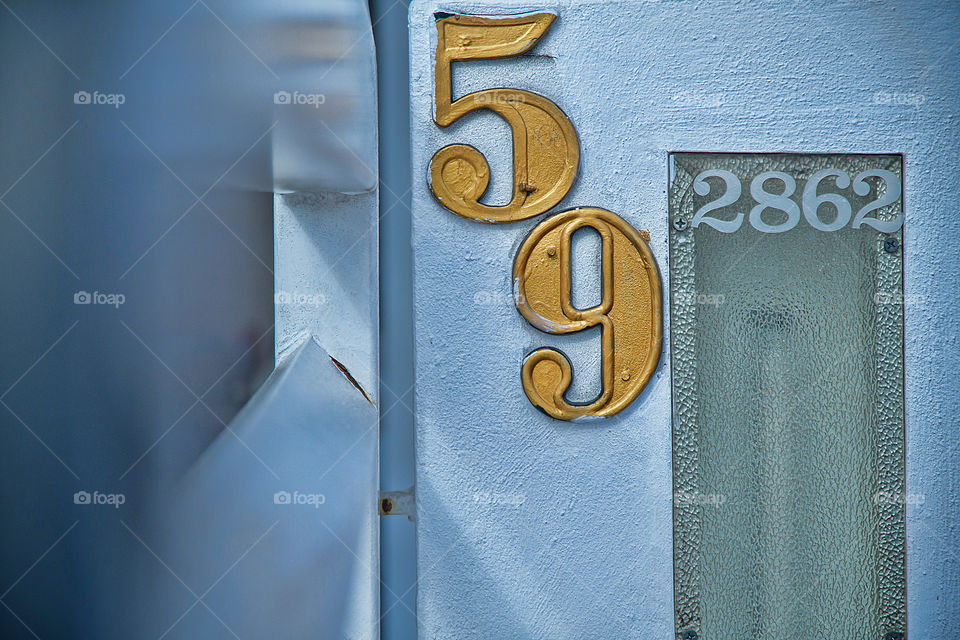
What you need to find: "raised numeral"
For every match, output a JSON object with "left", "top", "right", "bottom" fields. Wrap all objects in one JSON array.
[
  {"left": 514, "top": 208, "right": 662, "bottom": 419},
  {"left": 429, "top": 14, "right": 580, "bottom": 223}
]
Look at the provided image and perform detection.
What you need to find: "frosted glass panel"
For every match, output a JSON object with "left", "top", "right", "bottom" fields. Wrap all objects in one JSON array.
[{"left": 669, "top": 153, "right": 905, "bottom": 640}]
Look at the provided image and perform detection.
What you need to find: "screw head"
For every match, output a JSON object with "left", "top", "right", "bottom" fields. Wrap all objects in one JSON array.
[
  {"left": 680, "top": 630, "right": 698, "bottom": 640},
  {"left": 674, "top": 217, "right": 688, "bottom": 231},
  {"left": 883, "top": 237, "right": 900, "bottom": 253}
]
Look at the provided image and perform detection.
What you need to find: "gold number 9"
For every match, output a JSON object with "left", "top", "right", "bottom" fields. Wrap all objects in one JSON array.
[
  {"left": 430, "top": 13, "right": 580, "bottom": 223},
  {"left": 513, "top": 208, "right": 662, "bottom": 419}
]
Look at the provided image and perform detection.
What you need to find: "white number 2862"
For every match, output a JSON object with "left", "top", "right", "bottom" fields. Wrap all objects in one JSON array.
[{"left": 690, "top": 167, "right": 902, "bottom": 233}]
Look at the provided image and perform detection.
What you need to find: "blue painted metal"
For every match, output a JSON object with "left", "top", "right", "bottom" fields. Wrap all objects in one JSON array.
[
  {"left": 371, "top": 0, "right": 420, "bottom": 638},
  {"left": 160, "top": 337, "right": 380, "bottom": 639}
]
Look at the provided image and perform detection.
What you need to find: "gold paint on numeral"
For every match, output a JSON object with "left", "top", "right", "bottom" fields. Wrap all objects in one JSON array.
[
  {"left": 429, "top": 13, "right": 580, "bottom": 223},
  {"left": 514, "top": 208, "right": 663, "bottom": 420}
]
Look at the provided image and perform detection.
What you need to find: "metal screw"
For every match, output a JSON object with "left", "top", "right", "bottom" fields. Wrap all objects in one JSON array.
[
  {"left": 680, "top": 630, "right": 698, "bottom": 640},
  {"left": 884, "top": 237, "right": 900, "bottom": 254},
  {"left": 674, "top": 217, "right": 688, "bottom": 231},
  {"left": 380, "top": 497, "right": 393, "bottom": 514},
  {"left": 884, "top": 632, "right": 904, "bottom": 640}
]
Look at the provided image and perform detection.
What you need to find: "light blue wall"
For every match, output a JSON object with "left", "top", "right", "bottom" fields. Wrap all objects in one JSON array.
[{"left": 409, "top": 1, "right": 960, "bottom": 637}]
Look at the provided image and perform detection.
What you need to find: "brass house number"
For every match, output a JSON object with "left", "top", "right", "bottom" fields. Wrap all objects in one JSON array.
[{"left": 428, "top": 12, "right": 663, "bottom": 420}]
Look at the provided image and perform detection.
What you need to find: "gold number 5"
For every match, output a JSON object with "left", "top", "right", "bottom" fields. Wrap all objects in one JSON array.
[
  {"left": 514, "top": 208, "right": 662, "bottom": 419},
  {"left": 430, "top": 13, "right": 580, "bottom": 223}
]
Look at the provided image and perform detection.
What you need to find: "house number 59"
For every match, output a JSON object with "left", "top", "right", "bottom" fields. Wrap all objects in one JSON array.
[{"left": 429, "top": 13, "right": 663, "bottom": 420}]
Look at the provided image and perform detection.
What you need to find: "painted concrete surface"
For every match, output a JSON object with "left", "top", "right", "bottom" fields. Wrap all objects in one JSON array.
[{"left": 409, "top": 1, "right": 959, "bottom": 637}]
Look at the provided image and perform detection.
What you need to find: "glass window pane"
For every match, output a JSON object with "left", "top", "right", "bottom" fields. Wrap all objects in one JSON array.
[{"left": 669, "top": 153, "right": 906, "bottom": 640}]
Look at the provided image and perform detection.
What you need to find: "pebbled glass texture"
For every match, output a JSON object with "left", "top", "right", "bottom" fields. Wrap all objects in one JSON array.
[{"left": 669, "top": 153, "right": 905, "bottom": 640}]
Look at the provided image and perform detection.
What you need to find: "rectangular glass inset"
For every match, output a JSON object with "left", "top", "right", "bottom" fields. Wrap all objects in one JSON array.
[{"left": 669, "top": 153, "right": 906, "bottom": 640}]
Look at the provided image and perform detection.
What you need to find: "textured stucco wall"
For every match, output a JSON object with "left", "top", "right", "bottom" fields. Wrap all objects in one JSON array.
[{"left": 409, "top": 1, "right": 959, "bottom": 638}]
